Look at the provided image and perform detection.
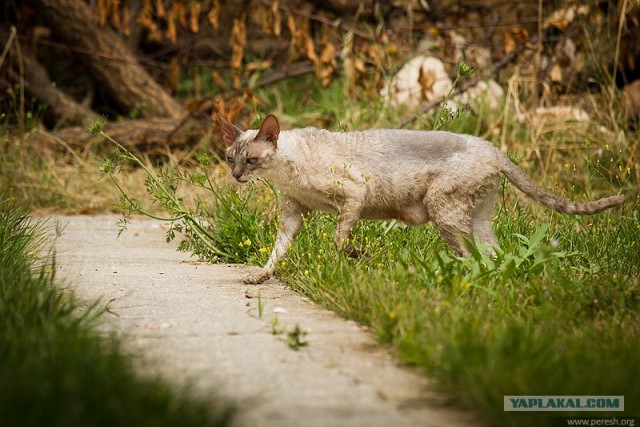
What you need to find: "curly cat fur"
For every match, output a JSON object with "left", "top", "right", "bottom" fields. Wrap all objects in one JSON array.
[{"left": 217, "top": 114, "right": 624, "bottom": 284}]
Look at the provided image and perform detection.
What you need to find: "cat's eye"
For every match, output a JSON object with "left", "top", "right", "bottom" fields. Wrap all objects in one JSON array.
[
  {"left": 226, "top": 156, "right": 235, "bottom": 164},
  {"left": 246, "top": 157, "right": 258, "bottom": 164}
]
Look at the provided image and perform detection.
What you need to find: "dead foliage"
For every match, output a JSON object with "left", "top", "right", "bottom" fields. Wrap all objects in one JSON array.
[{"left": 3, "top": 0, "right": 639, "bottom": 143}]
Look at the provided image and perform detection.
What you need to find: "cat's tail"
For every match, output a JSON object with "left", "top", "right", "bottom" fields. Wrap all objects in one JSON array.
[{"left": 497, "top": 152, "right": 624, "bottom": 215}]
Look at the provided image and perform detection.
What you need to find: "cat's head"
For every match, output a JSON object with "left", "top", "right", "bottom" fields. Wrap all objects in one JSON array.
[{"left": 216, "top": 114, "right": 279, "bottom": 183}]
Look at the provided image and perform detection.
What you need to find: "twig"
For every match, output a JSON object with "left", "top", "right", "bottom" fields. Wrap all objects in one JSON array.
[
  {"left": 0, "top": 30, "right": 167, "bottom": 70},
  {"left": 258, "top": 61, "right": 316, "bottom": 87},
  {"left": 35, "top": 129, "right": 85, "bottom": 164},
  {"left": 612, "top": 0, "right": 629, "bottom": 96},
  {"left": 105, "top": 298, "right": 120, "bottom": 317},
  {"left": 0, "top": 26, "right": 16, "bottom": 70},
  {"left": 534, "top": 0, "right": 543, "bottom": 114},
  {"left": 13, "top": 29, "right": 25, "bottom": 140}
]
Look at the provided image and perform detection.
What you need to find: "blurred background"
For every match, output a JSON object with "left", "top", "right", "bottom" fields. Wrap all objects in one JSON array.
[{"left": 0, "top": 0, "right": 637, "bottom": 209}]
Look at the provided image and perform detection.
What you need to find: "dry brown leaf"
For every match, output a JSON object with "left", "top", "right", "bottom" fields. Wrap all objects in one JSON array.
[
  {"left": 210, "top": 96, "right": 229, "bottom": 138},
  {"left": 418, "top": 68, "right": 437, "bottom": 99},
  {"left": 167, "top": 57, "right": 180, "bottom": 94},
  {"left": 227, "top": 97, "right": 245, "bottom": 123},
  {"left": 207, "top": 0, "right": 221, "bottom": 30},
  {"left": 287, "top": 14, "right": 314, "bottom": 63},
  {"left": 622, "top": 80, "right": 640, "bottom": 119},
  {"left": 368, "top": 43, "right": 384, "bottom": 70},
  {"left": 315, "top": 42, "right": 336, "bottom": 87},
  {"left": 286, "top": 15, "right": 301, "bottom": 61},
  {"left": 544, "top": 7, "right": 575, "bottom": 31},
  {"left": 504, "top": 32, "right": 516, "bottom": 55},
  {"left": 190, "top": 1, "right": 202, "bottom": 33},
  {"left": 122, "top": 6, "right": 131, "bottom": 36},
  {"left": 176, "top": 2, "right": 187, "bottom": 28},
  {"left": 254, "top": 4, "right": 271, "bottom": 35},
  {"left": 242, "top": 89, "right": 260, "bottom": 108},
  {"left": 166, "top": 7, "right": 177, "bottom": 43},
  {"left": 32, "top": 26, "right": 51, "bottom": 40},
  {"left": 231, "top": 16, "right": 247, "bottom": 69},
  {"left": 232, "top": 74, "right": 242, "bottom": 90},
  {"left": 213, "top": 96, "right": 245, "bottom": 125},
  {"left": 109, "top": 0, "right": 121, "bottom": 29},
  {"left": 231, "top": 14, "right": 247, "bottom": 88},
  {"left": 305, "top": 37, "right": 318, "bottom": 63},
  {"left": 550, "top": 64, "right": 563, "bottom": 83},
  {"left": 246, "top": 59, "right": 275, "bottom": 71},
  {"left": 212, "top": 97, "right": 226, "bottom": 119},
  {"left": 96, "top": 0, "right": 108, "bottom": 25},
  {"left": 354, "top": 57, "right": 366, "bottom": 74},
  {"left": 155, "top": 0, "right": 166, "bottom": 18},
  {"left": 344, "top": 56, "right": 368, "bottom": 94},
  {"left": 344, "top": 57, "right": 356, "bottom": 92},
  {"left": 211, "top": 70, "right": 225, "bottom": 87},
  {"left": 137, "top": 0, "right": 152, "bottom": 28},
  {"left": 148, "top": 26, "right": 163, "bottom": 42},
  {"left": 504, "top": 27, "right": 529, "bottom": 55},
  {"left": 272, "top": 0, "right": 281, "bottom": 37},
  {"left": 138, "top": 0, "right": 161, "bottom": 40},
  {"left": 212, "top": 91, "right": 258, "bottom": 128},
  {"left": 255, "top": 0, "right": 281, "bottom": 37}
]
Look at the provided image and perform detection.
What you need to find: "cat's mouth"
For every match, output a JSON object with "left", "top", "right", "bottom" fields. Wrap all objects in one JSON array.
[{"left": 235, "top": 176, "right": 251, "bottom": 183}]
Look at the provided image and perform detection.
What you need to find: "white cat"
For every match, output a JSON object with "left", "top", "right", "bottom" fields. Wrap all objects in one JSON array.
[{"left": 217, "top": 114, "right": 624, "bottom": 284}]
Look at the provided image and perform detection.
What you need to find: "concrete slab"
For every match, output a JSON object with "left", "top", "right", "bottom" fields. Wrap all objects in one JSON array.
[{"left": 52, "top": 215, "right": 478, "bottom": 427}]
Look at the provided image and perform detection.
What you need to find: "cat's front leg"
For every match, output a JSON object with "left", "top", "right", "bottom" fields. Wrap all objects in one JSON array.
[
  {"left": 335, "top": 200, "right": 366, "bottom": 258},
  {"left": 242, "top": 268, "right": 273, "bottom": 285},
  {"left": 243, "top": 198, "right": 305, "bottom": 284}
]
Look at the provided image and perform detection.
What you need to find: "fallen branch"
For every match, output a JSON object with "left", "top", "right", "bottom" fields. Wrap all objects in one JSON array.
[{"left": 35, "top": 116, "right": 218, "bottom": 157}]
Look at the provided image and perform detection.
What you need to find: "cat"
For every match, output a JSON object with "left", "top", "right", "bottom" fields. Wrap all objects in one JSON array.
[{"left": 216, "top": 114, "right": 624, "bottom": 284}]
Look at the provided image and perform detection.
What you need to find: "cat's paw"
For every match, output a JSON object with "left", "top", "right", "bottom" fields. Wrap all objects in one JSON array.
[{"left": 242, "top": 269, "right": 273, "bottom": 284}]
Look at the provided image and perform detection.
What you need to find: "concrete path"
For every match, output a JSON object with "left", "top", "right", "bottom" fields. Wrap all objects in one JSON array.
[{"left": 53, "top": 215, "right": 477, "bottom": 427}]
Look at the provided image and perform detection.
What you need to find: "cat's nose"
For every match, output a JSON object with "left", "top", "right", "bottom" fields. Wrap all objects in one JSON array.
[{"left": 232, "top": 166, "right": 244, "bottom": 180}]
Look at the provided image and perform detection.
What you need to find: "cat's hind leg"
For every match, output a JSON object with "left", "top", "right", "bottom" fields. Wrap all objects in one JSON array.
[
  {"left": 471, "top": 184, "right": 501, "bottom": 253},
  {"left": 425, "top": 192, "right": 474, "bottom": 257}
]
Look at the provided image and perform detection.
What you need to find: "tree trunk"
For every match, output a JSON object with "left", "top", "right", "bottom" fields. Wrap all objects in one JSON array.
[
  {"left": 36, "top": 0, "right": 187, "bottom": 120},
  {"left": 8, "top": 46, "right": 100, "bottom": 127}
]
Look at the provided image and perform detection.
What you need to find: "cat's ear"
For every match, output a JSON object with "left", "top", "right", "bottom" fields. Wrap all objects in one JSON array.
[
  {"left": 216, "top": 113, "right": 242, "bottom": 147},
  {"left": 254, "top": 115, "right": 280, "bottom": 148}
]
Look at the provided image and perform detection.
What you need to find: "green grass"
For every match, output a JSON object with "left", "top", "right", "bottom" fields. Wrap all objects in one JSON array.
[
  {"left": 0, "top": 193, "right": 234, "bottom": 427},
  {"left": 172, "top": 183, "right": 638, "bottom": 427},
  {"left": 6, "top": 64, "right": 637, "bottom": 426},
  {"left": 283, "top": 207, "right": 639, "bottom": 426},
  {"left": 97, "top": 72, "right": 640, "bottom": 426}
]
